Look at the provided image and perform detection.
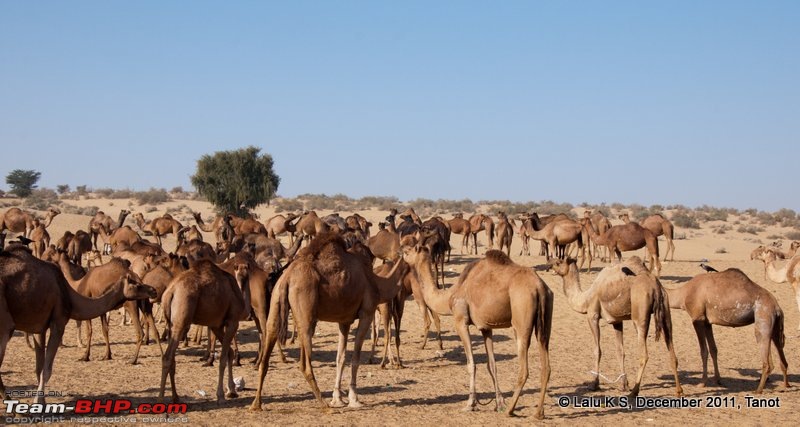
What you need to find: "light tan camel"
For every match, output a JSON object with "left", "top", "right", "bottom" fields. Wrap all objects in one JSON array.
[
  {"left": 29, "top": 219, "right": 50, "bottom": 259},
  {"left": 160, "top": 259, "right": 251, "bottom": 403},
  {"left": 89, "top": 209, "right": 129, "bottom": 251},
  {"left": 756, "top": 250, "right": 800, "bottom": 329},
  {"left": 467, "top": 214, "right": 495, "bottom": 255},
  {"left": 192, "top": 212, "right": 230, "bottom": 243},
  {"left": 665, "top": 268, "right": 789, "bottom": 392},
  {"left": 249, "top": 232, "right": 408, "bottom": 410},
  {"left": 447, "top": 214, "right": 472, "bottom": 255},
  {"left": 752, "top": 242, "right": 800, "bottom": 261},
  {"left": 133, "top": 212, "right": 183, "bottom": 247},
  {"left": 584, "top": 210, "right": 611, "bottom": 261},
  {"left": 295, "top": 211, "right": 330, "bottom": 243},
  {"left": 548, "top": 256, "right": 682, "bottom": 397},
  {"left": 494, "top": 212, "right": 513, "bottom": 256},
  {"left": 582, "top": 218, "right": 661, "bottom": 277},
  {"left": 0, "top": 207, "right": 60, "bottom": 239},
  {"left": 0, "top": 245, "right": 156, "bottom": 404},
  {"left": 619, "top": 213, "right": 676, "bottom": 261},
  {"left": 402, "top": 246, "right": 552, "bottom": 417},
  {"left": 265, "top": 213, "right": 299, "bottom": 243},
  {"left": 101, "top": 226, "right": 144, "bottom": 253},
  {"left": 367, "top": 215, "right": 401, "bottom": 262}
]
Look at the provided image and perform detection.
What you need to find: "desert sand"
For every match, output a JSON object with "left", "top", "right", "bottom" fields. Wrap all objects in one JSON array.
[{"left": 2, "top": 198, "right": 798, "bottom": 426}]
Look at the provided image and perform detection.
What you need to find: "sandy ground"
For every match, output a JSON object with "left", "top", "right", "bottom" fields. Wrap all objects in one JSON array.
[{"left": 2, "top": 199, "right": 799, "bottom": 426}]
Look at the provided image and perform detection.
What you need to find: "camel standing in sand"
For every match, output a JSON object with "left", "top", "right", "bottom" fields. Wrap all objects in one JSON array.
[
  {"left": 467, "top": 214, "right": 495, "bottom": 255},
  {"left": 620, "top": 213, "right": 676, "bottom": 261},
  {"left": 250, "top": 233, "right": 407, "bottom": 410},
  {"left": 133, "top": 212, "right": 183, "bottom": 248},
  {"left": 402, "top": 246, "right": 552, "bottom": 417},
  {"left": 522, "top": 214, "right": 590, "bottom": 268},
  {"left": 447, "top": 213, "right": 472, "bottom": 257},
  {"left": 0, "top": 246, "right": 155, "bottom": 404},
  {"left": 295, "top": 211, "right": 329, "bottom": 243},
  {"left": 367, "top": 215, "right": 401, "bottom": 262},
  {"left": 0, "top": 207, "right": 60, "bottom": 238},
  {"left": 160, "top": 260, "right": 251, "bottom": 403},
  {"left": 582, "top": 218, "right": 661, "bottom": 276},
  {"left": 756, "top": 250, "right": 800, "bottom": 329},
  {"left": 89, "top": 210, "right": 129, "bottom": 251},
  {"left": 494, "top": 212, "right": 513, "bottom": 256},
  {"left": 29, "top": 219, "right": 50, "bottom": 259},
  {"left": 665, "top": 268, "right": 789, "bottom": 392},
  {"left": 584, "top": 210, "right": 612, "bottom": 261},
  {"left": 549, "top": 257, "right": 682, "bottom": 397},
  {"left": 265, "top": 213, "right": 299, "bottom": 243}
]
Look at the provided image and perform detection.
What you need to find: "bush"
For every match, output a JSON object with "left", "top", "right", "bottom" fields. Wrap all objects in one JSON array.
[
  {"left": 273, "top": 198, "right": 304, "bottom": 213},
  {"left": 60, "top": 203, "right": 99, "bottom": 216},
  {"left": 135, "top": 188, "right": 170, "bottom": 205},
  {"left": 672, "top": 211, "right": 700, "bottom": 229},
  {"left": 22, "top": 188, "right": 59, "bottom": 210},
  {"left": 76, "top": 185, "right": 88, "bottom": 196},
  {"left": 714, "top": 247, "right": 727, "bottom": 254},
  {"left": 737, "top": 225, "right": 763, "bottom": 235},
  {"left": 785, "top": 231, "right": 800, "bottom": 240}
]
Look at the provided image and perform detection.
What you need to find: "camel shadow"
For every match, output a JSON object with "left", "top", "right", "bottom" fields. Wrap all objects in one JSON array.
[{"left": 660, "top": 275, "right": 692, "bottom": 282}]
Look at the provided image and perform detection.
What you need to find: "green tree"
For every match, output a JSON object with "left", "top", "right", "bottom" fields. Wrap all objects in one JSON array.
[
  {"left": 191, "top": 146, "right": 280, "bottom": 216},
  {"left": 5, "top": 169, "right": 41, "bottom": 198},
  {"left": 57, "top": 184, "right": 71, "bottom": 195}
]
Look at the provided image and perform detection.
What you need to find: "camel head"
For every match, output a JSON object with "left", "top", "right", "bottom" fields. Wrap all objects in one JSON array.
[
  {"left": 618, "top": 213, "right": 631, "bottom": 222},
  {"left": 401, "top": 243, "right": 431, "bottom": 268},
  {"left": 378, "top": 222, "right": 386, "bottom": 230},
  {"left": 497, "top": 211, "right": 507, "bottom": 220},
  {"left": 546, "top": 257, "right": 577, "bottom": 276},
  {"left": 121, "top": 271, "right": 158, "bottom": 301},
  {"left": 453, "top": 213, "right": 463, "bottom": 219},
  {"left": 792, "top": 241, "right": 800, "bottom": 251},
  {"left": 750, "top": 246, "right": 767, "bottom": 260}
]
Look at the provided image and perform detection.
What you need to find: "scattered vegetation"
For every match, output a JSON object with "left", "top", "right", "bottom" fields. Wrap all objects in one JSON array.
[
  {"left": 714, "top": 247, "right": 728, "bottom": 254},
  {"left": 5, "top": 169, "right": 41, "bottom": 198},
  {"left": 22, "top": 188, "right": 58, "bottom": 210},
  {"left": 786, "top": 231, "right": 800, "bottom": 240},
  {"left": 135, "top": 188, "right": 170, "bottom": 205},
  {"left": 671, "top": 211, "right": 700, "bottom": 229}
]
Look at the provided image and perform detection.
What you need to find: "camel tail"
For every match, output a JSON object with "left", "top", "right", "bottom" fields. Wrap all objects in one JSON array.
[
  {"left": 536, "top": 286, "right": 554, "bottom": 348},
  {"left": 271, "top": 272, "right": 291, "bottom": 346},
  {"left": 652, "top": 285, "right": 671, "bottom": 343},
  {"left": 162, "top": 290, "right": 174, "bottom": 339},
  {"left": 775, "top": 308, "right": 785, "bottom": 349}
]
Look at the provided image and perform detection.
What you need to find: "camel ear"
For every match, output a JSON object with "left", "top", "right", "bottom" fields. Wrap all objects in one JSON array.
[
  {"left": 621, "top": 267, "right": 636, "bottom": 276},
  {"left": 179, "top": 256, "right": 190, "bottom": 269}
]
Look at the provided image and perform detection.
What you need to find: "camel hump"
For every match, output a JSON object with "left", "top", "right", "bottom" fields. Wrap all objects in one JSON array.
[
  {"left": 302, "top": 231, "right": 347, "bottom": 259},
  {"left": 484, "top": 249, "right": 513, "bottom": 266}
]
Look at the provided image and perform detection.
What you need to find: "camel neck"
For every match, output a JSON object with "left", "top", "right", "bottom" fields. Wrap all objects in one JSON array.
[
  {"left": 764, "top": 259, "right": 788, "bottom": 284},
  {"left": 664, "top": 285, "right": 687, "bottom": 310},
  {"left": 58, "top": 257, "right": 82, "bottom": 289},
  {"left": 372, "top": 259, "right": 407, "bottom": 303},
  {"left": 66, "top": 282, "right": 127, "bottom": 321},
  {"left": 560, "top": 264, "right": 590, "bottom": 314},
  {"left": 413, "top": 256, "right": 453, "bottom": 315}
]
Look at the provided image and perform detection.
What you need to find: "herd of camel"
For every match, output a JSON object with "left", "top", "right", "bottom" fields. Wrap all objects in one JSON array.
[{"left": 0, "top": 203, "right": 798, "bottom": 419}]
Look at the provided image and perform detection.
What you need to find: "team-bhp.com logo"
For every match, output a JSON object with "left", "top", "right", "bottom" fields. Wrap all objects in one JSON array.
[{"left": 4, "top": 399, "right": 188, "bottom": 424}]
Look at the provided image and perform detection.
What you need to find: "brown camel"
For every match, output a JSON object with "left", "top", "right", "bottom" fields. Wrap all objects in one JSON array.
[
  {"left": 133, "top": 212, "right": 183, "bottom": 248},
  {"left": 494, "top": 212, "right": 514, "bottom": 257},
  {"left": 249, "top": 232, "right": 407, "bottom": 410},
  {"left": 584, "top": 210, "right": 612, "bottom": 261},
  {"left": 522, "top": 214, "right": 590, "bottom": 269},
  {"left": 619, "top": 213, "right": 676, "bottom": 261},
  {"left": 447, "top": 213, "right": 472, "bottom": 256},
  {"left": 756, "top": 250, "right": 800, "bottom": 329},
  {"left": 89, "top": 209, "right": 129, "bottom": 251},
  {"left": 752, "top": 242, "right": 800, "bottom": 261},
  {"left": 345, "top": 213, "right": 371, "bottom": 242},
  {"left": 402, "top": 246, "right": 552, "bottom": 418},
  {"left": 59, "top": 254, "right": 161, "bottom": 363},
  {"left": 399, "top": 207, "right": 423, "bottom": 225},
  {"left": 295, "top": 211, "right": 330, "bottom": 243},
  {"left": 0, "top": 207, "right": 60, "bottom": 238},
  {"left": 467, "top": 214, "right": 495, "bottom": 255},
  {"left": 0, "top": 245, "right": 155, "bottom": 404},
  {"left": 665, "top": 268, "right": 788, "bottom": 392},
  {"left": 102, "top": 225, "right": 144, "bottom": 253},
  {"left": 265, "top": 212, "right": 300, "bottom": 243},
  {"left": 192, "top": 212, "right": 230, "bottom": 243},
  {"left": 549, "top": 257, "right": 681, "bottom": 397},
  {"left": 68, "top": 230, "right": 93, "bottom": 266},
  {"left": 29, "top": 219, "right": 50, "bottom": 259},
  {"left": 160, "top": 259, "right": 251, "bottom": 403},
  {"left": 582, "top": 218, "right": 661, "bottom": 277},
  {"left": 367, "top": 215, "right": 401, "bottom": 262},
  {"left": 420, "top": 218, "right": 450, "bottom": 286}
]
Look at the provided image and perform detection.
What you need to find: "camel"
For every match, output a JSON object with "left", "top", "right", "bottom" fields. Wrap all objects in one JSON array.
[
  {"left": 345, "top": 213, "right": 371, "bottom": 242},
  {"left": 665, "top": 268, "right": 788, "bottom": 392},
  {"left": 265, "top": 212, "right": 299, "bottom": 243},
  {"left": 467, "top": 214, "right": 495, "bottom": 255},
  {"left": 548, "top": 257, "right": 682, "bottom": 397},
  {"left": 396, "top": 215, "right": 420, "bottom": 237},
  {"left": 0, "top": 245, "right": 156, "bottom": 404},
  {"left": 420, "top": 218, "right": 450, "bottom": 286},
  {"left": 522, "top": 214, "right": 590, "bottom": 268},
  {"left": 584, "top": 210, "right": 611, "bottom": 261},
  {"left": 756, "top": 250, "right": 800, "bottom": 329},
  {"left": 367, "top": 215, "right": 401, "bottom": 262},
  {"left": 295, "top": 211, "right": 330, "bottom": 243},
  {"left": 752, "top": 242, "right": 800, "bottom": 261},
  {"left": 494, "top": 212, "right": 513, "bottom": 257},
  {"left": 160, "top": 259, "right": 250, "bottom": 403},
  {"left": 619, "top": 213, "right": 676, "bottom": 261},
  {"left": 402, "top": 246, "right": 552, "bottom": 418},
  {"left": 101, "top": 225, "right": 144, "bottom": 253},
  {"left": 399, "top": 208, "right": 423, "bottom": 225},
  {"left": 526, "top": 212, "right": 572, "bottom": 256},
  {"left": 447, "top": 213, "right": 472, "bottom": 257},
  {"left": 0, "top": 207, "right": 60, "bottom": 238},
  {"left": 29, "top": 219, "right": 50, "bottom": 259},
  {"left": 192, "top": 212, "right": 231, "bottom": 243},
  {"left": 59, "top": 255, "right": 161, "bottom": 363},
  {"left": 582, "top": 217, "right": 661, "bottom": 277},
  {"left": 133, "top": 212, "right": 183, "bottom": 248},
  {"left": 249, "top": 232, "right": 408, "bottom": 411},
  {"left": 89, "top": 209, "right": 130, "bottom": 251},
  {"left": 68, "top": 230, "right": 93, "bottom": 266}
]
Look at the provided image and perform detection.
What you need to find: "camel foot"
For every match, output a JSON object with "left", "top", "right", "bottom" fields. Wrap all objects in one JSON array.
[
  {"left": 675, "top": 386, "right": 684, "bottom": 396},
  {"left": 129, "top": 359, "right": 139, "bottom": 366},
  {"left": 249, "top": 401, "right": 263, "bottom": 411},
  {"left": 226, "top": 391, "right": 238, "bottom": 399},
  {"left": 532, "top": 409, "right": 544, "bottom": 420},
  {"left": 496, "top": 398, "right": 506, "bottom": 413},
  {"left": 78, "top": 356, "right": 90, "bottom": 362},
  {"left": 461, "top": 404, "right": 477, "bottom": 412},
  {"left": 348, "top": 399, "right": 363, "bottom": 409},
  {"left": 329, "top": 398, "right": 345, "bottom": 408},
  {"left": 102, "top": 354, "right": 112, "bottom": 361}
]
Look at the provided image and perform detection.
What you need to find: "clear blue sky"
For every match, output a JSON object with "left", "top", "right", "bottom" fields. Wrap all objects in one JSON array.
[{"left": 1, "top": 1, "right": 798, "bottom": 210}]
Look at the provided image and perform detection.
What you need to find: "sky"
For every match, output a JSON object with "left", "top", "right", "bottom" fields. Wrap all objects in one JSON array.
[{"left": 1, "top": 1, "right": 798, "bottom": 211}]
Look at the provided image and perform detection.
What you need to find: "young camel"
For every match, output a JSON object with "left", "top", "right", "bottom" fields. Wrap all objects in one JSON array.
[
  {"left": 403, "top": 246, "right": 553, "bottom": 418},
  {"left": 494, "top": 212, "right": 513, "bottom": 257},
  {"left": 249, "top": 232, "right": 408, "bottom": 411},
  {"left": 548, "top": 257, "right": 682, "bottom": 397},
  {"left": 582, "top": 218, "right": 661, "bottom": 277},
  {"left": 756, "top": 250, "right": 800, "bottom": 329},
  {"left": 88, "top": 209, "right": 130, "bottom": 251},
  {"left": 0, "top": 245, "right": 156, "bottom": 404},
  {"left": 665, "top": 268, "right": 789, "bottom": 392},
  {"left": 160, "top": 259, "right": 251, "bottom": 403},
  {"left": 619, "top": 213, "right": 676, "bottom": 262}
]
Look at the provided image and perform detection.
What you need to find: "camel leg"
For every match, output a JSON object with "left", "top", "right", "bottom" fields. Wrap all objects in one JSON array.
[
  {"left": 793, "top": 284, "right": 800, "bottom": 330},
  {"left": 160, "top": 335, "right": 181, "bottom": 403},
  {"left": 144, "top": 311, "right": 163, "bottom": 359},
  {"left": 704, "top": 322, "right": 722, "bottom": 386},
  {"left": 771, "top": 318, "right": 790, "bottom": 388},
  {"left": 80, "top": 319, "right": 93, "bottom": 361},
  {"left": 32, "top": 332, "right": 46, "bottom": 394},
  {"left": 330, "top": 322, "right": 352, "bottom": 407},
  {"left": 431, "top": 309, "right": 443, "bottom": 351},
  {"left": 755, "top": 321, "right": 773, "bottom": 394},
  {"left": 35, "top": 322, "right": 64, "bottom": 405},
  {"left": 249, "top": 325, "right": 281, "bottom": 411},
  {"left": 612, "top": 322, "right": 629, "bottom": 392},
  {"left": 481, "top": 329, "right": 506, "bottom": 412},
  {"left": 629, "top": 318, "right": 651, "bottom": 398},
  {"left": 417, "top": 298, "right": 431, "bottom": 349},
  {"left": 346, "top": 311, "right": 373, "bottom": 408},
  {"left": 454, "top": 315, "right": 477, "bottom": 411},
  {"left": 100, "top": 313, "right": 112, "bottom": 360},
  {"left": 392, "top": 297, "right": 405, "bottom": 368},
  {"left": 588, "top": 316, "right": 602, "bottom": 391},
  {"left": 76, "top": 319, "right": 85, "bottom": 348},
  {"left": 298, "top": 326, "right": 327, "bottom": 409}
]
